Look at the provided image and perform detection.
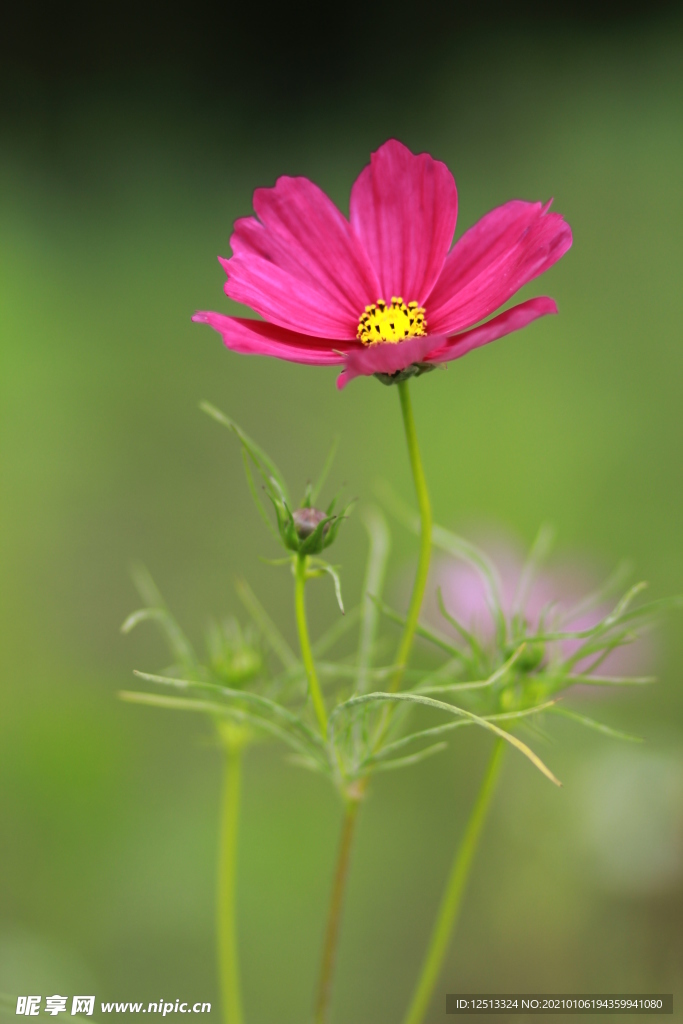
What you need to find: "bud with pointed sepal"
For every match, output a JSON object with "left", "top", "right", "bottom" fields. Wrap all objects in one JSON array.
[{"left": 202, "top": 402, "right": 352, "bottom": 557}]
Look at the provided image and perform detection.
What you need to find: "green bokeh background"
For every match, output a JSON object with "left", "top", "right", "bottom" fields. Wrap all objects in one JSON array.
[{"left": 1, "top": 23, "right": 682, "bottom": 1024}]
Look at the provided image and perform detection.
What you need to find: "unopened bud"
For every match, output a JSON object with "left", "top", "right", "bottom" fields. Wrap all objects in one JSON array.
[
  {"left": 519, "top": 642, "right": 545, "bottom": 672},
  {"left": 293, "top": 507, "right": 329, "bottom": 540},
  {"left": 505, "top": 640, "right": 545, "bottom": 673}
]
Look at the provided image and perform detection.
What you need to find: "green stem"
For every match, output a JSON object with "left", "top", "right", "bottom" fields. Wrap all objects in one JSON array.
[
  {"left": 312, "top": 381, "right": 430, "bottom": 1021},
  {"left": 217, "top": 736, "right": 245, "bottom": 1024},
  {"left": 390, "top": 379, "right": 433, "bottom": 692},
  {"left": 402, "top": 740, "right": 505, "bottom": 1024},
  {"left": 314, "top": 796, "right": 362, "bottom": 1024},
  {"left": 295, "top": 552, "right": 328, "bottom": 736}
]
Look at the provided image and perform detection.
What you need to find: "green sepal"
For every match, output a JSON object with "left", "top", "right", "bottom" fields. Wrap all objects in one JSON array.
[
  {"left": 373, "top": 362, "right": 439, "bottom": 386},
  {"left": 307, "top": 558, "right": 345, "bottom": 614},
  {"left": 310, "top": 435, "right": 340, "bottom": 505},
  {"left": 201, "top": 401, "right": 290, "bottom": 505}
]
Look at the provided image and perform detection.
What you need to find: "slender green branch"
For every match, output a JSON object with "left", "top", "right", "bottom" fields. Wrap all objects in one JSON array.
[
  {"left": 313, "top": 383, "right": 429, "bottom": 1023},
  {"left": 314, "top": 796, "right": 362, "bottom": 1024},
  {"left": 295, "top": 553, "right": 328, "bottom": 736},
  {"left": 390, "top": 380, "right": 433, "bottom": 692},
  {"left": 217, "top": 730, "right": 246, "bottom": 1024},
  {"left": 402, "top": 740, "right": 505, "bottom": 1024}
]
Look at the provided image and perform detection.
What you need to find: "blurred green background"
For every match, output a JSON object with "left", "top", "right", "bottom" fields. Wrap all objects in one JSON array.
[{"left": 1, "top": 13, "right": 683, "bottom": 1023}]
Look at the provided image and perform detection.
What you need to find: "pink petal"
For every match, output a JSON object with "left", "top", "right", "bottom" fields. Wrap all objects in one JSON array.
[
  {"left": 350, "top": 139, "right": 458, "bottom": 306},
  {"left": 193, "top": 311, "right": 349, "bottom": 366},
  {"left": 426, "top": 297, "right": 558, "bottom": 364},
  {"left": 426, "top": 200, "right": 572, "bottom": 335},
  {"left": 222, "top": 177, "right": 381, "bottom": 339},
  {"left": 336, "top": 335, "right": 441, "bottom": 390}
]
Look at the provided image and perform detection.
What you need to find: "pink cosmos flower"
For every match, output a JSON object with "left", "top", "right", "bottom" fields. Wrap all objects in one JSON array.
[
  {"left": 427, "top": 535, "right": 649, "bottom": 678},
  {"left": 193, "top": 139, "right": 572, "bottom": 389}
]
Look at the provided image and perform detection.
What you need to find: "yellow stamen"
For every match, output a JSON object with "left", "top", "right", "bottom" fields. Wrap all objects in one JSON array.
[{"left": 357, "top": 297, "right": 427, "bottom": 345}]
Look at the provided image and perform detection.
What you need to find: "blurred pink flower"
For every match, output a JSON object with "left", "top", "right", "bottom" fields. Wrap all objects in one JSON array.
[
  {"left": 427, "top": 534, "right": 649, "bottom": 677},
  {"left": 193, "top": 140, "right": 572, "bottom": 388}
]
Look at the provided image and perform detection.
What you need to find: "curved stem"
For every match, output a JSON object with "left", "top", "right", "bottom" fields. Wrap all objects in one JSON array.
[
  {"left": 390, "top": 379, "right": 433, "bottom": 692},
  {"left": 295, "top": 552, "right": 328, "bottom": 736},
  {"left": 402, "top": 739, "right": 505, "bottom": 1024},
  {"left": 314, "top": 796, "right": 362, "bottom": 1024},
  {"left": 217, "top": 737, "right": 245, "bottom": 1024}
]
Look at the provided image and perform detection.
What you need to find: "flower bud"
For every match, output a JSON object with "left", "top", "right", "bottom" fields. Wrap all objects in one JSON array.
[
  {"left": 293, "top": 507, "right": 329, "bottom": 540},
  {"left": 208, "top": 619, "right": 263, "bottom": 688},
  {"left": 515, "top": 641, "right": 545, "bottom": 673},
  {"left": 213, "top": 646, "right": 263, "bottom": 687}
]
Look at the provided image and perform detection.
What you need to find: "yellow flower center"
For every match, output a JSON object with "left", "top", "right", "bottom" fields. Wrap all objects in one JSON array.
[{"left": 357, "top": 297, "right": 427, "bottom": 345}]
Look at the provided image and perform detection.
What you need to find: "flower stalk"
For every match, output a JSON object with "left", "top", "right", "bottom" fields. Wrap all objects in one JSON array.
[
  {"left": 217, "top": 728, "right": 246, "bottom": 1024},
  {"left": 314, "top": 380, "right": 433, "bottom": 1021},
  {"left": 390, "top": 379, "right": 433, "bottom": 692},
  {"left": 314, "top": 795, "right": 362, "bottom": 1024},
  {"left": 295, "top": 552, "right": 328, "bottom": 736},
  {"left": 402, "top": 739, "right": 506, "bottom": 1024}
]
